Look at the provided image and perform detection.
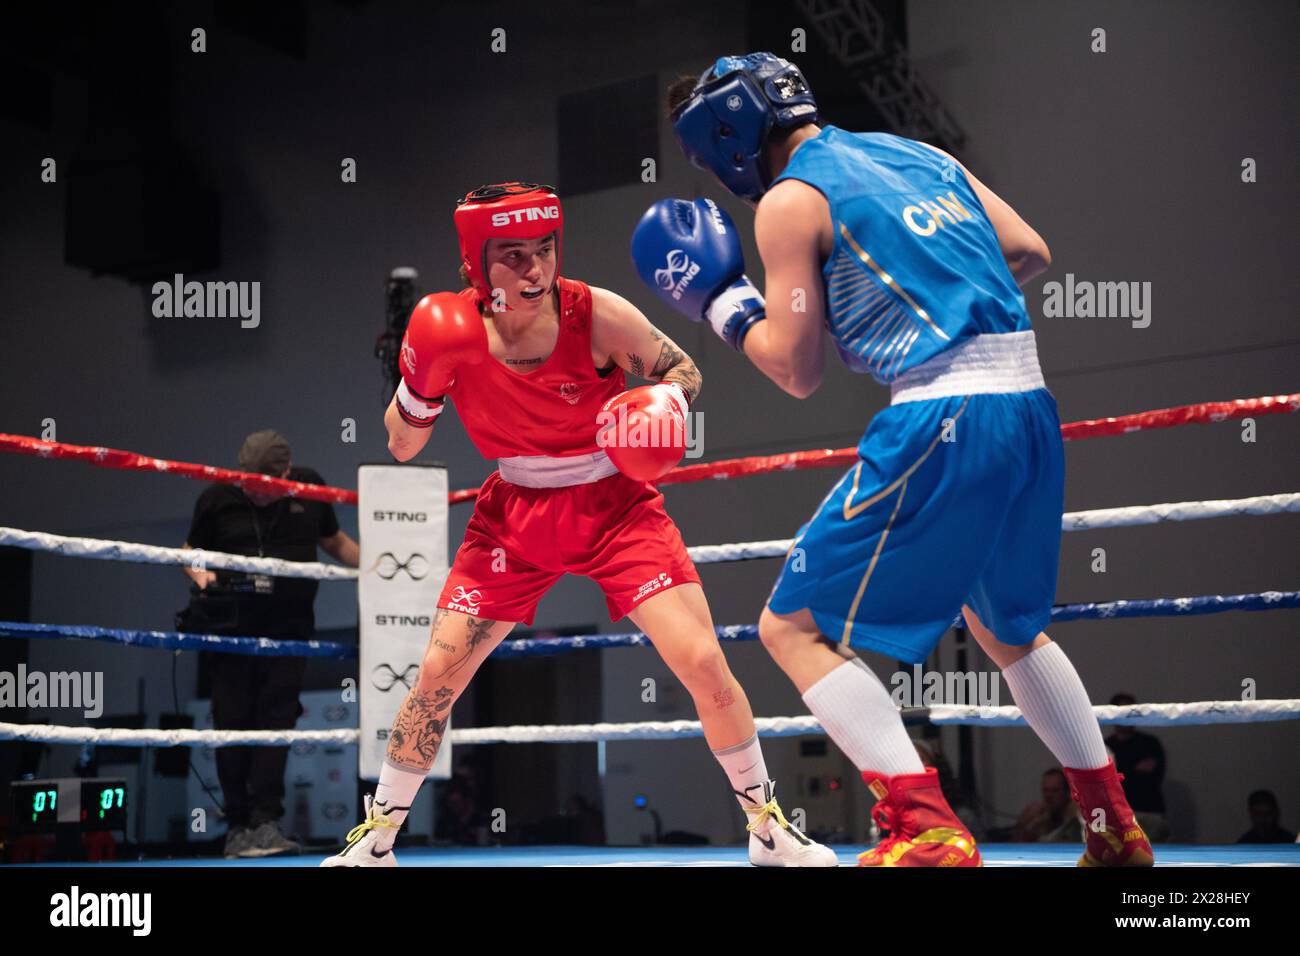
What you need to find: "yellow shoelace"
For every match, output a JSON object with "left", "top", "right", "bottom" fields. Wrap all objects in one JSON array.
[
  {"left": 345, "top": 803, "right": 400, "bottom": 846},
  {"left": 745, "top": 798, "right": 792, "bottom": 834}
]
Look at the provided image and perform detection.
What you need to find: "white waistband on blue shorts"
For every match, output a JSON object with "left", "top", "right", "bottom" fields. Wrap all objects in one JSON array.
[
  {"left": 496, "top": 449, "right": 620, "bottom": 488},
  {"left": 889, "top": 330, "right": 1046, "bottom": 405}
]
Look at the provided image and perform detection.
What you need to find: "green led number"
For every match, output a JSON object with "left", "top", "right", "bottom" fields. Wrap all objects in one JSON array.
[
  {"left": 32, "top": 788, "right": 57, "bottom": 822},
  {"left": 98, "top": 786, "right": 125, "bottom": 818}
]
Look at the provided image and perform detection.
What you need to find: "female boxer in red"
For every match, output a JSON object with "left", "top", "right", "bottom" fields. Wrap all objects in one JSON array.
[{"left": 323, "top": 183, "right": 835, "bottom": 866}]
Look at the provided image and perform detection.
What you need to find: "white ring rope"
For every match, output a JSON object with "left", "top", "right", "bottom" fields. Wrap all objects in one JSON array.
[
  {"left": 0, "top": 527, "right": 356, "bottom": 580},
  {"left": 451, "top": 700, "right": 1300, "bottom": 742},
  {"left": 927, "top": 699, "right": 1298, "bottom": 727},
  {"left": 2, "top": 492, "right": 1296, "bottom": 577},
  {"left": 1061, "top": 492, "right": 1300, "bottom": 531},
  {"left": 687, "top": 492, "right": 1300, "bottom": 565},
  {"left": 0, "top": 724, "right": 357, "bottom": 747},
  {"left": 2, "top": 699, "right": 1296, "bottom": 747}
]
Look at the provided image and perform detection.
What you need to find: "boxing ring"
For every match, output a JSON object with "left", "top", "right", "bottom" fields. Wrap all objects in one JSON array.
[
  {"left": 1, "top": 392, "right": 1298, "bottom": 867},
  {"left": 11, "top": 844, "right": 1299, "bottom": 868}
]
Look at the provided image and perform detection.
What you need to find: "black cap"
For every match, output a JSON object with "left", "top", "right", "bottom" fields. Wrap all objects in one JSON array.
[{"left": 238, "top": 429, "right": 291, "bottom": 476}]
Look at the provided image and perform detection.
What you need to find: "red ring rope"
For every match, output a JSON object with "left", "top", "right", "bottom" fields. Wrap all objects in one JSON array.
[{"left": 2, "top": 393, "right": 1294, "bottom": 507}]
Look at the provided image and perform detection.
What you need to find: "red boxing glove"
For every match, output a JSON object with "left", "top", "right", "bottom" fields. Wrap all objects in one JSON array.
[
  {"left": 597, "top": 383, "right": 689, "bottom": 481},
  {"left": 395, "top": 293, "right": 487, "bottom": 428}
]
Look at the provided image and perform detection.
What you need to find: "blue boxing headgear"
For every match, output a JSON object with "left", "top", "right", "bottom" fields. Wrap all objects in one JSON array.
[{"left": 671, "top": 53, "right": 818, "bottom": 202}]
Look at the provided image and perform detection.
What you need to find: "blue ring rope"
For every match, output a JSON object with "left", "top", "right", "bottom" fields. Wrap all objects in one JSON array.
[{"left": 1, "top": 589, "right": 1294, "bottom": 660}]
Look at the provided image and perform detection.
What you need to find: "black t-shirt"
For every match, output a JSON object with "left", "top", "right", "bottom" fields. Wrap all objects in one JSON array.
[
  {"left": 185, "top": 466, "right": 340, "bottom": 637},
  {"left": 1104, "top": 730, "right": 1166, "bottom": 813},
  {"left": 1237, "top": 826, "right": 1297, "bottom": 844}
]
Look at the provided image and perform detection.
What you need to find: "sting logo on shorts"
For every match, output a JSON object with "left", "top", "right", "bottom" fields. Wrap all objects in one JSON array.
[
  {"left": 633, "top": 572, "right": 673, "bottom": 603},
  {"left": 448, "top": 585, "right": 483, "bottom": 615}
]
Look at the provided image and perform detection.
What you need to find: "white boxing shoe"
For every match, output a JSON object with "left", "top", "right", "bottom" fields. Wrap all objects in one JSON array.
[
  {"left": 743, "top": 780, "right": 840, "bottom": 867},
  {"left": 320, "top": 795, "right": 401, "bottom": 868}
]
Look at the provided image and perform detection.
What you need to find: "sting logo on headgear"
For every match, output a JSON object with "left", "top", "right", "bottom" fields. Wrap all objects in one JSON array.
[
  {"left": 454, "top": 182, "right": 564, "bottom": 307},
  {"left": 671, "top": 53, "right": 818, "bottom": 203}
]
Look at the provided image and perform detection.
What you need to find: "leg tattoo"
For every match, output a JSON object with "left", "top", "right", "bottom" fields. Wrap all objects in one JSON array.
[
  {"left": 387, "top": 685, "right": 455, "bottom": 768},
  {"left": 426, "top": 614, "right": 496, "bottom": 683},
  {"left": 464, "top": 616, "right": 495, "bottom": 656}
]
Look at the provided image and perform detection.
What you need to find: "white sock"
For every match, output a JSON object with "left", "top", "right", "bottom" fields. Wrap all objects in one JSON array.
[
  {"left": 801, "top": 659, "right": 924, "bottom": 776},
  {"left": 712, "top": 734, "right": 773, "bottom": 827},
  {"left": 1001, "top": 642, "right": 1109, "bottom": 769},
  {"left": 372, "top": 759, "right": 426, "bottom": 850}
]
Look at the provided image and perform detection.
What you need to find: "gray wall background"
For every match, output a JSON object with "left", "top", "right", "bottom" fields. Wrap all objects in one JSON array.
[{"left": 1, "top": 0, "right": 1295, "bottom": 846}]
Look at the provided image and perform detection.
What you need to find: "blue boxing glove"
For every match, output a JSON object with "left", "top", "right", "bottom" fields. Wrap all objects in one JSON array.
[{"left": 631, "top": 198, "right": 767, "bottom": 351}]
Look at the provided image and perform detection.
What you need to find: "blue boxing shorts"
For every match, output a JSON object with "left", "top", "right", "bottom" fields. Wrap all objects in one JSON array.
[{"left": 767, "top": 384, "right": 1064, "bottom": 664}]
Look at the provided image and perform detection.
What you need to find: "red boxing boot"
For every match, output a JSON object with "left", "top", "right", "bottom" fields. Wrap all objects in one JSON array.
[
  {"left": 856, "top": 767, "right": 981, "bottom": 867},
  {"left": 1063, "top": 761, "right": 1154, "bottom": 867}
]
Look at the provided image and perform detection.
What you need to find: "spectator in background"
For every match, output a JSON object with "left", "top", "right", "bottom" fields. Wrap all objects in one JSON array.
[
  {"left": 436, "top": 782, "right": 489, "bottom": 846},
  {"left": 180, "top": 430, "right": 360, "bottom": 859},
  {"left": 1014, "top": 768, "right": 1083, "bottom": 843},
  {"left": 1104, "top": 692, "right": 1171, "bottom": 842},
  {"left": 565, "top": 794, "right": 606, "bottom": 845},
  {"left": 1237, "top": 790, "right": 1296, "bottom": 844}
]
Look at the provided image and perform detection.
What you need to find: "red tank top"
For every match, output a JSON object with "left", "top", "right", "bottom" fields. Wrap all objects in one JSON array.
[{"left": 448, "top": 278, "right": 626, "bottom": 458}]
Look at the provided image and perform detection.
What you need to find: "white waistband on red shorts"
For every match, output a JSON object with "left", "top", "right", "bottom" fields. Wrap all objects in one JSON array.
[
  {"left": 889, "top": 330, "right": 1046, "bottom": 405},
  {"left": 496, "top": 450, "right": 620, "bottom": 488}
]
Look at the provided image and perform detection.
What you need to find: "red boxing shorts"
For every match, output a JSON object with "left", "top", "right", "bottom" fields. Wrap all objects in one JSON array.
[{"left": 438, "top": 470, "right": 700, "bottom": 624}]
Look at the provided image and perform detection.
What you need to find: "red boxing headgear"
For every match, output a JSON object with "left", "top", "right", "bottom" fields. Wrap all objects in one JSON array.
[{"left": 454, "top": 182, "right": 563, "bottom": 307}]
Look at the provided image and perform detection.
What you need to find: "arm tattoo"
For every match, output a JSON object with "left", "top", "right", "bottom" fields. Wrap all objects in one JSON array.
[
  {"left": 626, "top": 352, "right": 646, "bottom": 378},
  {"left": 650, "top": 338, "right": 686, "bottom": 377},
  {"left": 644, "top": 325, "right": 686, "bottom": 377},
  {"left": 640, "top": 327, "right": 702, "bottom": 403},
  {"left": 662, "top": 362, "right": 702, "bottom": 404}
]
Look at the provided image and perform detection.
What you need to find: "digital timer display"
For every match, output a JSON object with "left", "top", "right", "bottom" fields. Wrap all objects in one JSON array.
[
  {"left": 81, "top": 781, "right": 127, "bottom": 830},
  {"left": 30, "top": 787, "right": 57, "bottom": 824},
  {"left": 9, "top": 778, "right": 128, "bottom": 834}
]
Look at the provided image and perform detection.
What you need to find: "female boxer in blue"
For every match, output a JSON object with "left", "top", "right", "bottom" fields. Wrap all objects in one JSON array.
[{"left": 633, "top": 53, "right": 1152, "bottom": 867}]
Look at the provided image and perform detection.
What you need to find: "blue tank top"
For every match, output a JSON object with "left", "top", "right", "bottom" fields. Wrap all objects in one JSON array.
[{"left": 772, "top": 127, "right": 1030, "bottom": 384}]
